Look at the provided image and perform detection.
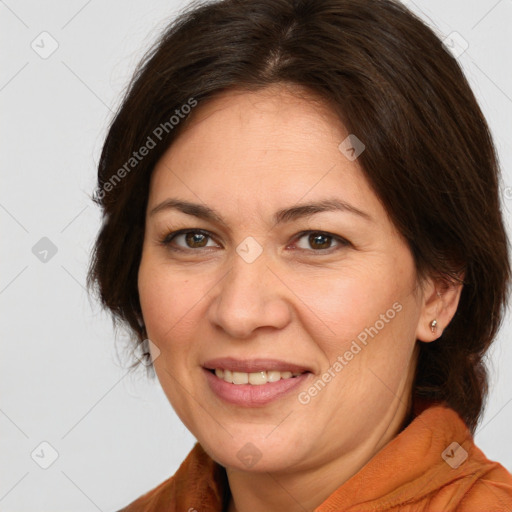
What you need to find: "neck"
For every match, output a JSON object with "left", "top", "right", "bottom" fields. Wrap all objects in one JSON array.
[{"left": 225, "top": 390, "right": 413, "bottom": 512}]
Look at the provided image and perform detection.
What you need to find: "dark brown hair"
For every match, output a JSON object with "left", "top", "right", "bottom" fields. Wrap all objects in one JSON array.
[{"left": 87, "top": 0, "right": 510, "bottom": 433}]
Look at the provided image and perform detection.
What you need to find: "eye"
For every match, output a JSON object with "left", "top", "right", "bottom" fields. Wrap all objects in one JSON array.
[
  {"left": 292, "top": 231, "right": 350, "bottom": 252},
  {"left": 160, "top": 229, "right": 219, "bottom": 251},
  {"left": 159, "top": 229, "right": 350, "bottom": 253}
]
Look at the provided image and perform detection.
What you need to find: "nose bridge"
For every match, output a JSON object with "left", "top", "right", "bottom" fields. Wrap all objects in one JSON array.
[{"left": 209, "top": 239, "right": 291, "bottom": 338}]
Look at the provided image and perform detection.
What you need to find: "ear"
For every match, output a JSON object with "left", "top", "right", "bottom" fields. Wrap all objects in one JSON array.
[{"left": 415, "top": 273, "right": 464, "bottom": 343}]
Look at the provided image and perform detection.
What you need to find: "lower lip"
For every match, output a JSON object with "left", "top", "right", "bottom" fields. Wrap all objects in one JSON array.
[{"left": 203, "top": 368, "right": 311, "bottom": 406}]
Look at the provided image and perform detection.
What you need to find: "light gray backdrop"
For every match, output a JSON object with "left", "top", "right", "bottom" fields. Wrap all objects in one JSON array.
[{"left": 1, "top": 0, "right": 511, "bottom": 510}]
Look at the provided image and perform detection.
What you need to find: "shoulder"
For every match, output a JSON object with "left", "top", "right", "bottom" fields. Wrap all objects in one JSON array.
[
  {"left": 114, "top": 442, "right": 228, "bottom": 512},
  {"left": 425, "top": 434, "right": 512, "bottom": 512},
  {"left": 454, "top": 458, "right": 512, "bottom": 511},
  {"left": 115, "top": 474, "right": 177, "bottom": 512},
  {"left": 351, "top": 403, "right": 512, "bottom": 511}
]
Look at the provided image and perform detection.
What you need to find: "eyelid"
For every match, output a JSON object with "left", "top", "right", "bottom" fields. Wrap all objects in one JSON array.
[
  {"left": 160, "top": 228, "right": 220, "bottom": 248},
  {"left": 159, "top": 228, "right": 350, "bottom": 252},
  {"left": 291, "top": 230, "right": 351, "bottom": 251}
]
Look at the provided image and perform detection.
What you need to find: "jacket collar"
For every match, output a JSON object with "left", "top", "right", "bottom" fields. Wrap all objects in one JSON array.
[{"left": 171, "top": 400, "right": 479, "bottom": 511}]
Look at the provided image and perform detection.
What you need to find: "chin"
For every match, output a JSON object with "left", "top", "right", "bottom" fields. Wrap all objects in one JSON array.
[{"left": 199, "top": 433, "right": 308, "bottom": 473}]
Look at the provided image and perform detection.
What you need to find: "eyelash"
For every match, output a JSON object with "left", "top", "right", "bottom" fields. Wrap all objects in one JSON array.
[{"left": 158, "top": 229, "right": 351, "bottom": 254}]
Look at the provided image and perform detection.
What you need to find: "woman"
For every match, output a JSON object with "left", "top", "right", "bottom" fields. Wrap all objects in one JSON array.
[{"left": 87, "top": 0, "right": 512, "bottom": 510}]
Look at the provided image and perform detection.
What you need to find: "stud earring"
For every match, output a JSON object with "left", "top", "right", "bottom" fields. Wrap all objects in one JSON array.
[{"left": 430, "top": 319, "right": 438, "bottom": 333}]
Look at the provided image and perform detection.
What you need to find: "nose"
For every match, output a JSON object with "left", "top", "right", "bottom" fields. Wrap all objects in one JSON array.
[{"left": 207, "top": 245, "right": 292, "bottom": 339}]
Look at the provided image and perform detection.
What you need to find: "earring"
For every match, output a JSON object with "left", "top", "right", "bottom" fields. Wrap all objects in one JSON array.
[{"left": 430, "top": 319, "right": 438, "bottom": 333}]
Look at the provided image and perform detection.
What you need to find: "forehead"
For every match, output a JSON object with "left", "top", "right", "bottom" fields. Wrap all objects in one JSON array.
[
  {"left": 175, "top": 85, "right": 346, "bottom": 157},
  {"left": 148, "top": 86, "right": 385, "bottom": 226}
]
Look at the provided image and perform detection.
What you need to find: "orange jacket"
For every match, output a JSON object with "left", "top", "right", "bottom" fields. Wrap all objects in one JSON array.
[{"left": 118, "top": 403, "right": 512, "bottom": 511}]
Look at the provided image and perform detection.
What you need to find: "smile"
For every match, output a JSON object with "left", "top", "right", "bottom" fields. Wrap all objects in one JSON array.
[
  {"left": 212, "top": 368, "right": 303, "bottom": 385},
  {"left": 202, "top": 357, "right": 313, "bottom": 406}
]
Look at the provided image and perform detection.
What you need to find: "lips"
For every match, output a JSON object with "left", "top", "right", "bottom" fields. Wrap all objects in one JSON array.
[
  {"left": 202, "top": 357, "right": 312, "bottom": 374},
  {"left": 202, "top": 357, "right": 313, "bottom": 406}
]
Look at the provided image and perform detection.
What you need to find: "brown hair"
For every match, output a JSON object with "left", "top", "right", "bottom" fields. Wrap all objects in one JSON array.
[{"left": 87, "top": 0, "right": 510, "bottom": 433}]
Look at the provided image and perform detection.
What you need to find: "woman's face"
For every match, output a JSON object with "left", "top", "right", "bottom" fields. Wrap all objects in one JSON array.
[{"left": 138, "top": 85, "right": 429, "bottom": 474}]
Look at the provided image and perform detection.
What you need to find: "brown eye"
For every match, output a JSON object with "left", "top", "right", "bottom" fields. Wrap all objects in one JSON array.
[
  {"left": 161, "top": 229, "right": 219, "bottom": 250},
  {"left": 294, "top": 231, "right": 349, "bottom": 252},
  {"left": 184, "top": 232, "right": 209, "bottom": 248},
  {"left": 308, "top": 233, "right": 332, "bottom": 250}
]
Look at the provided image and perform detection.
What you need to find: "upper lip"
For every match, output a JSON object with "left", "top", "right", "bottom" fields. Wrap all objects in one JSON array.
[{"left": 203, "top": 357, "right": 312, "bottom": 374}]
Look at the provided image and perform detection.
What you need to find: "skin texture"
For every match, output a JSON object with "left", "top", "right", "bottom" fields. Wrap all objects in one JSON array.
[{"left": 137, "top": 84, "right": 463, "bottom": 512}]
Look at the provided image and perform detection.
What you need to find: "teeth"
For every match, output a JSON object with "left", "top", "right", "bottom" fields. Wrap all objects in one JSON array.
[
  {"left": 249, "top": 371, "right": 266, "bottom": 385},
  {"left": 267, "top": 370, "right": 281, "bottom": 382},
  {"left": 214, "top": 368, "right": 302, "bottom": 385},
  {"left": 232, "top": 371, "right": 249, "bottom": 384}
]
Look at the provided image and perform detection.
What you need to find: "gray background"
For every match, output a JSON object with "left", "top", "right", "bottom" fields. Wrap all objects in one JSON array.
[{"left": 1, "top": 0, "right": 511, "bottom": 510}]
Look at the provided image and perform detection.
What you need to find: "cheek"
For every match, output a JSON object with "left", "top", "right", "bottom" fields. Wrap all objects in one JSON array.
[
  {"left": 137, "top": 256, "right": 203, "bottom": 415},
  {"left": 137, "top": 255, "right": 196, "bottom": 340},
  {"left": 290, "top": 262, "right": 415, "bottom": 355}
]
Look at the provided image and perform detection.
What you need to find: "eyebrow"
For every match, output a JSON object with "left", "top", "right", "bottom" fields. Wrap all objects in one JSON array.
[{"left": 149, "top": 197, "right": 372, "bottom": 225}]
